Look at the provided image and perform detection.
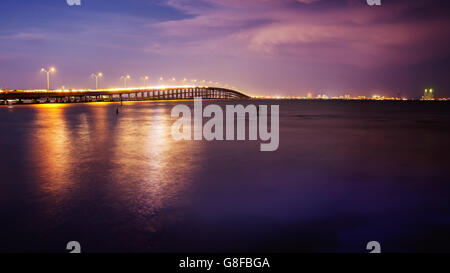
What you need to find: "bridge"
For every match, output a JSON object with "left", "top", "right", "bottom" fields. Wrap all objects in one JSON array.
[{"left": 0, "top": 86, "right": 251, "bottom": 105}]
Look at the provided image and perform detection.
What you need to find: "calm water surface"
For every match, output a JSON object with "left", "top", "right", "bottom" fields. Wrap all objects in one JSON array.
[{"left": 1, "top": 100, "right": 450, "bottom": 252}]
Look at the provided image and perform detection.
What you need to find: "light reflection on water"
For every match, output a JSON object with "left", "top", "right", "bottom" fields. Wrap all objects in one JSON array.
[
  {"left": 110, "top": 106, "right": 198, "bottom": 232},
  {"left": 8, "top": 102, "right": 202, "bottom": 251},
  {"left": 31, "top": 106, "right": 72, "bottom": 201},
  {"left": 1, "top": 100, "right": 450, "bottom": 252}
]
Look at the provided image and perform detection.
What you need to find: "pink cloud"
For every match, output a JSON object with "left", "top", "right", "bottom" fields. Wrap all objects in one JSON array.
[{"left": 146, "top": 0, "right": 450, "bottom": 68}]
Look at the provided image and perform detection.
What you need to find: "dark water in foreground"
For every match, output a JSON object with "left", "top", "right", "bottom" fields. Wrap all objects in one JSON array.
[{"left": 1, "top": 100, "right": 450, "bottom": 253}]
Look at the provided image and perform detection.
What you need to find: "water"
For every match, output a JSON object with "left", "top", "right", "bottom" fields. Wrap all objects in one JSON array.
[{"left": 0, "top": 100, "right": 450, "bottom": 253}]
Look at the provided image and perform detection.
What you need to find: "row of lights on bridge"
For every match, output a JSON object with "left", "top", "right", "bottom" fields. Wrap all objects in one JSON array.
[{"left": 40, "top": 67, "right": 232, "bottom": 90}]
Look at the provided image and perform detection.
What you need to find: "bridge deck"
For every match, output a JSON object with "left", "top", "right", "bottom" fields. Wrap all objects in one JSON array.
[{"left": 0, "top": 86, "right": 250, "bottom": 104}]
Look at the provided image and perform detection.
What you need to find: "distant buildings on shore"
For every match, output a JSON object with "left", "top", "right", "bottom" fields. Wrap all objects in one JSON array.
[{"left": 253, "top": 89, "right": 450, "bottom": 101}]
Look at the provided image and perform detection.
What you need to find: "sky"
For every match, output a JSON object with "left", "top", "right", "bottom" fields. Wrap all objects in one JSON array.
[{"left": 0, "top": 0, "right": 449, "bottom": 97}]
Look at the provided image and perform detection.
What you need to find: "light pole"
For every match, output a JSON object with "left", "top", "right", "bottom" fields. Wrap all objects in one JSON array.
[
  {"left": 121, "top": 75, "right": 131, "bottom": 88},
  {"left": 41, "top": 67, "right": 55, "bottom": 90},
  {"left": 143, "top": 76, "right": 149, "bottom": 87},
  {"left": 91, "top": 73, "right": 103, "bottom": 89}
]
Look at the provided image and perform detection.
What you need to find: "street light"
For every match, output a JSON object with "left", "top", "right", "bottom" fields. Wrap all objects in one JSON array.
[
  {"left": 143, "top": 76, "right": 149, "bottom": 87},
  {"left": 91, "top": 73, "right": 103, "bottom": 89},
  {"left": 41, "top": 67, "right": 56, "bottom": 90},
  {"left": 121, "top": 75, "right": 131, "bottom": 88}
]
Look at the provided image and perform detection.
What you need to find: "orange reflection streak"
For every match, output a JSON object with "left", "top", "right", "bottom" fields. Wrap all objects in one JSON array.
[
  {"left": 90, "top": 104, "right": 108, "bottom": 144},
  {"left": 28, "top": 104, "right": 112, "bottom": 213},
  {"left": 110, "top": 104, "right": 199, "bottom": 232},
  {"left": 29, "top": 105, "right": 73, "bottom": 208}
]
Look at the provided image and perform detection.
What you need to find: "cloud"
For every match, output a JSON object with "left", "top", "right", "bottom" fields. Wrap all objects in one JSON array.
[{"left": 144, "top": 0, "right": 450, "bottom": 68}]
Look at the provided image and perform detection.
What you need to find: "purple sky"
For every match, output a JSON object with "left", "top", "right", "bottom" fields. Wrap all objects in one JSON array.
[{"left": 1, "top": 0, "right": 449, "bottom": 97}]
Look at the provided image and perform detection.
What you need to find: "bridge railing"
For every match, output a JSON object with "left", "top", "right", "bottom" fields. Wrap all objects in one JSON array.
[{"left": 0, "top": 87, "right": 250, "bottom": 104}]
